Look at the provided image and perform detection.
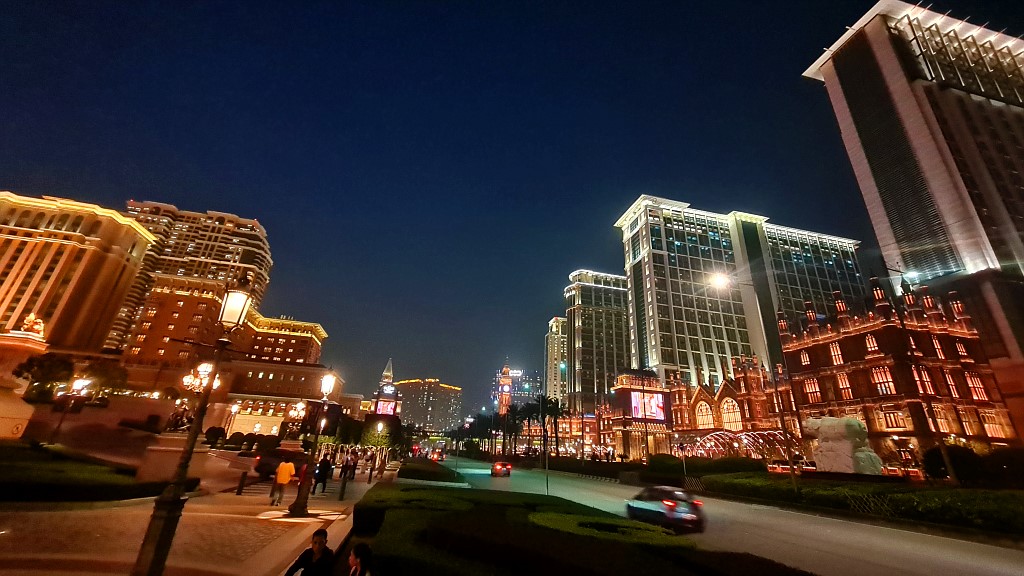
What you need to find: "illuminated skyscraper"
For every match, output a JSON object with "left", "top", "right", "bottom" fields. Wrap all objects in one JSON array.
[
  {"left": 805, "top": 0, "right": 1024, "bottom": 435},
  {"left": 110, "top": 201, "right": 273, "bottom": 350},
  {"left": 490, "top": 362, "right": 541, "bottom": 409},
  {"left": 395, "top": 378, "right": 463, "bottom": 432},
  {"left": 564, "top": 270, "right": 630, "bottom": 414},
  {"left": 615, "top": 195, "right": 865, "bottom": 389},
  {"left": 544, "top": 317, "right": 568, "bottom": 403}
]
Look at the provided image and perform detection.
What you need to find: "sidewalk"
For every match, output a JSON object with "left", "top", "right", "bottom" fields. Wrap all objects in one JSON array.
[{"left": 0, "top": 462, "right": 398, "bottom": 576}]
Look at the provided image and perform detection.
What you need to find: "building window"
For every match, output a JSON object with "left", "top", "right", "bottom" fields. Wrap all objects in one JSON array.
[
  {"left": 933, "top": 336, "right": 945, "bottom": 359},
  {"left": 137, "top": 335, "right": 146, "bottom": 342},
  {"left": 956, "top": 341, "right": 968, "bottom": 357},
  {"left": 800, "top": 350, "right": 810, "bottom": 365},
  {"left": 177, "top": 351, "right": 189, "bottom": 359},
  {"left": 931, "top": 406, "right": 951, "bottom": 433},
  {"left": 146, "top": 308, "right": 156, "bottom": 318},
  {"left": 966, "top": 372, "right": 989, "bottom": 401},
  {"left": 141, "top": 322, "right": 151, "bottom": 330},
  {"left": 883, "top": 411, "right": 906, "bottom": 429},
  {"left": 865, "top": 334, "right": 879, "bottom": 353},
  {"left": 945, "top": 371, "right": 960, "bottom": 398},
  {"left": 914, "top": 367, "right": 935, "bottom": 395},
  {"left": 176, "top": 300, "right": 184, "bottom": 307},
  {"left": 836, "top": 373, "right": 853, "bottom": 400},
  {"left": 803, "top": 378, "right": 821, "bottom": 403},
  {"left": 721, "top": 398, "right": 742, "bottom": 431},
  {"left": 129, "top": 347, "right": 141, "bottom": 355},
  {"left": 171, "top": 312, "right": 179, "bottom": 319},
  {"left": 830, "top": 342, "right": 843, "bottom": 365},
  {"left": 980, "top": 411, "right": 1005, "bottom": 438},
  {"left": 157, "top": 348, "right": 165, "bottom": 356},
  {"left": 695, "top": 402, "right": 714, "bottom": 429},
  {"left": 871, "top": 366, "right": 896, "bottom": 395}
]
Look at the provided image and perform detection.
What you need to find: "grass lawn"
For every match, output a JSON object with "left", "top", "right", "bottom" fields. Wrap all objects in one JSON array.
[
  {"left": 0, "top": 441, "right": 195, "bottom": 501},
  {"left": 350, "top": 484, "right": 814, "bottom": 576},
  {"left": 396, "top": 457, "right": 466, "bottom": 483},
  {"left": 703, "top": 472, "right": 1024, "bottom": 535}
]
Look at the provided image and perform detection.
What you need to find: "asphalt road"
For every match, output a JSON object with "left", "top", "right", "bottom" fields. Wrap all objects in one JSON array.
[{"left": 444, "top": 457, "right": 1024, "bottom": 576}]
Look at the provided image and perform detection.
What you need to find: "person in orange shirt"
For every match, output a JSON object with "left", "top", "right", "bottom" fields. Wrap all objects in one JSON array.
[{"left": 270, "top": 458, "right": 296, "bottom": 506}]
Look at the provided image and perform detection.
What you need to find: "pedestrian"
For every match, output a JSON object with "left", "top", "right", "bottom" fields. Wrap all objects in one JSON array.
[
  {"left": 312, "top": 455, "right": 332, "bottom": 495},
  {"left": 347, "top": 542, "right": 373, "bottom": 576},
  {"left": 285, "top": 528, "right": 335, "bottom": 576},
  {"left": 270, "top": 458, "right": 296, "bottom": 506}
]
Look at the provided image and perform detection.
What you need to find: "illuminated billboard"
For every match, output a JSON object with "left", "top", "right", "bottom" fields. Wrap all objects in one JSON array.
[
  {"left": 376, "top": 400, "right": 396, "bottom": 415},
  {"left": 630, "top": 392, "right": 665, "bottom": 420}
]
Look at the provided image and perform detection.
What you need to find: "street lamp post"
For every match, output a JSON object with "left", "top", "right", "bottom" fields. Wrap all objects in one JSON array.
[
  {"left": 288, "top": 373, "right": 336, "bottom": 517},
  {"left": 227, "top": 403, "right": 239, "bottom": 435},
  {"left": 50, "top": 378, "right": 91, "bottom": 445},
  {"left": 132, "top": 278, "right": 252, "bottom": 576}
]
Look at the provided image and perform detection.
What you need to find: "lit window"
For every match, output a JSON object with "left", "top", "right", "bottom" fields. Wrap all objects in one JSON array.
[
  {"left": 129, "top": 347, "right": 141, "bottom": 355},
  {"left": 171, "top": 312, "right": 179, "bottom": 319},
  {"left": 871, "top": 366, "right": 896, "bottom": 395},
  {"left": 142, "top": 322, "right": 151, "bottom": 330},
  {"left": 956, "top": 341, "right": 968, "bottom": 357},
  {"left": 695, "top": 402, "right": 714, "bottom": 429},
  {"left": 913, "top": 367, "right": 935, "bottom": 395},
  {"left": 157, "top": 348, "right": 165, "bottom": 356},
  {"left": 162, "top": 336, "right": 170, "bottom": 343},
  {"left": 167, "top": 324, "right": 175, "bottom": 331},
  {"left": 836, "top": 373, "right": 853, "bottom": 400},
  {"left": 945, "top": 371, "right": 960, "bottom": 398},
  {"left": 176, "top": 300, "right": 184, "bottom": 307},
  {"left": 980, "top": 411, "right": 1005, "bottom": 438},
  {"left": 720, "top": 398, "right": 741, "bottom": 431},
  {"left": 866, "top": 334, "right": 879, "bottom": 353},
  {"left": 803, "top": 378, "right": 821, "bottom": 403},
  {"left": 883, "top": 411, "right": 906, "bottom": 429},
  {"left": 966, "top": 372, "right": 989, "bottom": 401},
  {"left": 800, "top": 350, "right": 810, "bottom": 365},
  {"left": 178, "top": 351, "right": 189, "bottom": 359},
  {"left": 829, "top": 342, "right": 843, "bottom": 365},
  {"left": 137, "top": 335, "right": 146, "bottom": 342},
  {"left": 931, "top": 406, "right": 951, "bottom": 433},
  {"left": 933, "top": 336, "right": 945, "bottom": 359}
]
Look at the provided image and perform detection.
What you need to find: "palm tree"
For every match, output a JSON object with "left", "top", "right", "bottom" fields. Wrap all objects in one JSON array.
[
  {"left": 537, "top": 395, "right": 568, "bottom": 456},
  {"left": 504, "top": 404, "right": 524, "bottom": 456},
  {"left": 520, "top": 401, "right": 539, "bottom": 455}
]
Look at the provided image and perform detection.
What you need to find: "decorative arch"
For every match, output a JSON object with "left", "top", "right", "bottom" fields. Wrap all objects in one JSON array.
[
  {"left": 720, "top": 397, "right": 742, "bottom": 431},
  {"left": 695, "top": 401, "right": 714, "bottom": 429}
]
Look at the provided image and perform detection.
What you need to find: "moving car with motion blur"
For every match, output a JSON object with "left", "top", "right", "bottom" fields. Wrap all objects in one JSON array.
[
  {"left": 490, "top": 461, "right": 512, "bottom": 477},
  {"left": 625, "top": 485, "right": 705, "bottom": 533}
]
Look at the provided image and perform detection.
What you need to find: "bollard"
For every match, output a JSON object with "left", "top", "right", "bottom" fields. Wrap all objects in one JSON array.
[
  {"left": 338, "top": 474, "right": 348, "bottom": 501},
  {"left": 235, "top": 471, "right": 248, "bottom": 495}
]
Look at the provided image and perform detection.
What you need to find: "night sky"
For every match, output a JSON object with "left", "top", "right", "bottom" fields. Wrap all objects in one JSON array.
[{"left": 3, "top": 1, "right": 1021, "bottom": 410}]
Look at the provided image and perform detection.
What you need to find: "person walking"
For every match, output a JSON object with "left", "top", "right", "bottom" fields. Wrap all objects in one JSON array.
[
  {"left": 285, "top": 528, "right": 334, "bottom": 575},
  {"left": 347, "top": 542, "right": 373, "bottom": 576},
  {"left": 312, "top": 455, "right": 332, "bottom": 495},
  {"left": 270, "top": 458, "right": 296, "bottom": 506}
]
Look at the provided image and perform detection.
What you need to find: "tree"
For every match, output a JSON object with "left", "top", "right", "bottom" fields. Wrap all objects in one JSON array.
[
  {"left": 923, "top": 444, "right": 983, "bottom": 484},
  {"left": 13, "top": 353, "right": 74, "bottom": 402},
  {"left": 82, "top": 359, "right": 128, "bottom": 392}
]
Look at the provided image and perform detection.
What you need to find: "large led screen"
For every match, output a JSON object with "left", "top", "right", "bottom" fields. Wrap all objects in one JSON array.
[
  {"left": 376, "top": 400, "right": 396, "bottom": 415},
  {"left": 630, "top": 392, "right": 665, "bottom": 420}
]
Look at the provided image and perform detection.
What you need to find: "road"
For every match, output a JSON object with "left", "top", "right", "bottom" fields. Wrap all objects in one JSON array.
[{"left": 445, "top": 457, "right": 1024, "bottom": 576}]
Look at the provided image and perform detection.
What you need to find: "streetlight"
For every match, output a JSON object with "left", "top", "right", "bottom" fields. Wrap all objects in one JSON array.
[
  {"left": 227, "top": 403, "right": 239, "bottom": 435},
  {"left": 132, "top": 276, "right": 252, "bottom": 576},
  {"left": 50, "top": 378, "right": 91, "bottom": 444},
  {"left": 288, "top": 372, "right": 336, "bottom": 517}
]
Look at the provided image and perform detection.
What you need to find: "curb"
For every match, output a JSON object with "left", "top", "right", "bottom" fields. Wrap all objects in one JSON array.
[{"left": 394, "top": 477, "right": 472, "bottom": 488}]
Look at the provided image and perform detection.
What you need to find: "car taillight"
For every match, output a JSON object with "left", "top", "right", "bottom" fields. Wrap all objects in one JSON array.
[
  {"left": 256, "top": 456, "right": 261, "bottom": 462},
  {"left": 662, "top": 500, "right": 677, "bottom": 508},
  {"left": 691, "top": 500, "right": 703, "bottom": 507},
  {"left": 495, "top": 465, "right": 502, "bottom": 469}
]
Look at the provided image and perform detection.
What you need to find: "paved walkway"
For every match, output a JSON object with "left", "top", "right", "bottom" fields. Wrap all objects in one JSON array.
[{"left": 0, "top": 463, "right": 396, "bottom": 576}]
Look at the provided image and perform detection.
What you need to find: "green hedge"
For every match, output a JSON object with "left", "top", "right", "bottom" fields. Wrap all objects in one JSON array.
[
  {"left": 397, "top": 458, "right": 465, "bottom": 483},
  {"left": 701, "top": 472, "right": 1024, "bottom": 534}
]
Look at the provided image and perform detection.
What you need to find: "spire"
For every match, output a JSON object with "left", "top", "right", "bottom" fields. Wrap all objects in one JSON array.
[{"left": 380, "top": 358, "right": 393, "bottom": 388}]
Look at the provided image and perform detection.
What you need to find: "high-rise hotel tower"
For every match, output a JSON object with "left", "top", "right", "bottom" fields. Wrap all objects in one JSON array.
[
  {"left": 564, "top": 270, "right": 630, "bottom": 413},
  {"left": 805, "top": 0, "right": 1024, "bottom": 434},
  {"left": 544, "top": 317, "right": 568, "bottom": 403},
  {"left": 615, "top": 195, "right": 865, "bottom": 388}
]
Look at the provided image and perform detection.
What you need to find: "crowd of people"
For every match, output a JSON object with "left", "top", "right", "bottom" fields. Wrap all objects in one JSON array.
[{"left": 284, "top": 529, "right": 374, "bottom": 576}]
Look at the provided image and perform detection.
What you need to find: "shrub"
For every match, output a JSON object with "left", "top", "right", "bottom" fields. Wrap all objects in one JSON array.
[
  {"left": 204, "top": 427, "right": 226, "bottom": 446},
  {"left": 225, "top": 432, "right": 244, "bottom": 448},
  {"left": 242, "top": 433, "right": 257, "bottom": 451},
  {"left": 397, "top": 458, "right": 464, "bottom": 483},
  {"left": 923, "top": 445, "right": 983, "bottom": 484},
  {"left": 648, "top": 453, "right": 683, "bottom": 473},
  {"left": 982, "top": 447, "right": 1024, "bottom": 488},
  {"left": 529, "top": 512, "right": 695, "bottom": 548}
]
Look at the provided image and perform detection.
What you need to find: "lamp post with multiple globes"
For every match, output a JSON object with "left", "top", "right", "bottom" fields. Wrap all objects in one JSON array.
[
  {"left": 50, "top": 377, "right": 91, "bottom": 445},
  {"left": 132, "top": 277, "right": 253, "bottom": 576},
  {"left": 287, "top": 372, "right": 336, "bottom": 517}
]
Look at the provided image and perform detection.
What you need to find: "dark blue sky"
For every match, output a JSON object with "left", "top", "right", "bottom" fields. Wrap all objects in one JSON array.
[{"left": 2, "top": 1, "right": 1020, "bottom": 410}]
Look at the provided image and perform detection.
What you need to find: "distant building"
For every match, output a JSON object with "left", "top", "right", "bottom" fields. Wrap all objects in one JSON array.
[
  {"left": 544, "top": 317, "right": 568, "bottom": 403},
  {"left": 781, "top": 279, "right": 1017, "bottom": 462},
  {"left": 490, "top": 363, "right": 541, "bottom": 408},
  {"left": 615, "top": 195, "right": 865, "bottom": 390},
  {"left": 564, "top": 270, "right": 630, "bottom": 415},
  {"left": 395, "top": 378, "right": 463, "bottom": 432},
  {"left": 805, "top": 0, "right": 1024, "bottom": 444},
  {"left": 370, "top": 359, "right": 402, "bottom": 416},
  {"left": 0, "top": 191, "right": 154, "bottom": 352},
  {"left": 336, "top": 393, "right": 365, "bottom": 420}
]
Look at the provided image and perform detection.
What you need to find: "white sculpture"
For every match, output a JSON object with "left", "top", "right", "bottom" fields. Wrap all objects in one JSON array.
[{"left": 802, "top": 417, "right": 883, "bottom": 475}]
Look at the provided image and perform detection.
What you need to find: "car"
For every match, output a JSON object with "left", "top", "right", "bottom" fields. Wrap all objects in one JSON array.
[
  {"left": 253, "top": 448, "right": 307, "bottom": 480},
  {"left": 625, "top": 485, "right": 705, "bottom": 533},
  {"left": 490, "top": 461, "right": 512, "bottom": 477}
]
